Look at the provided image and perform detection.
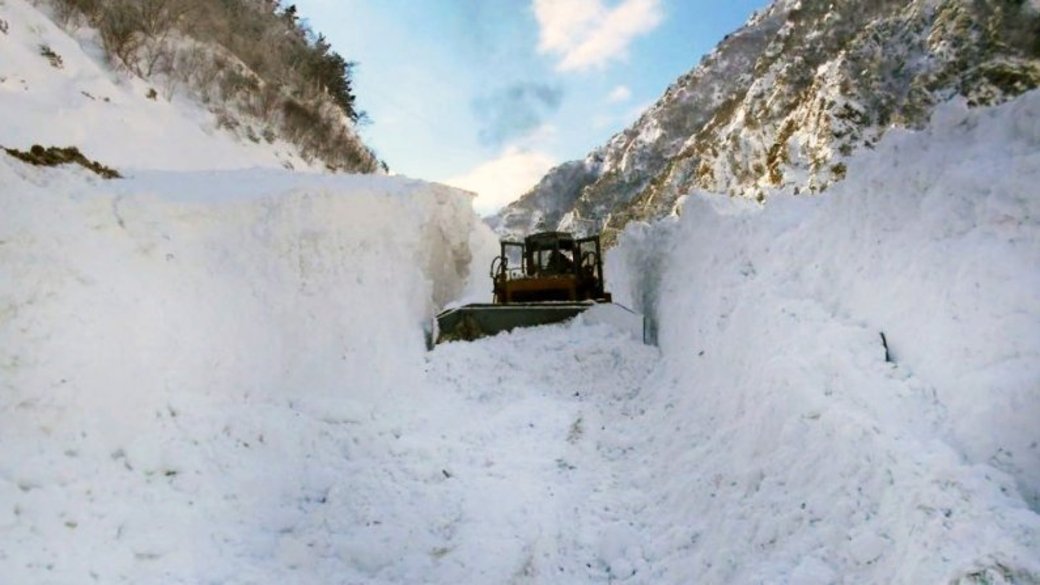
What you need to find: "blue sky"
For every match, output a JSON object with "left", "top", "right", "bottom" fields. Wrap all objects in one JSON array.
[{"left": 292, "top": 0, "right": 767, "bottom": 214}]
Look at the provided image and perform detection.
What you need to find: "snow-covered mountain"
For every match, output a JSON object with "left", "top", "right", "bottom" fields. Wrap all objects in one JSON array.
[{"left": 492, "top": 0, "right": 1040, "bottom": 242}]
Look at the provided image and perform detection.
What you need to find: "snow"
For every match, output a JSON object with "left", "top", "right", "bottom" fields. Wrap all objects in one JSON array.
[
  {"left": 0, "top": 0, "right": 311, "bottom": 172},
  {"left": 607, "top": 91, "right": 1040, "bottom": 582},
  {"left": 1, "top": 0, "right": 1038, "bottom": 581},
  {"left": 405, "top": 325, "right": 660, "bottom": 583},
  {"left": 0, "top": 160, "right": 489, "bottom": 583},
  {"left": 3, "top": 91, "right": 1037, "bottom": 584}
]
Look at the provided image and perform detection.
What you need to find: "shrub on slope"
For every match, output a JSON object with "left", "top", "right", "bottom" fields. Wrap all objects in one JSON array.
[{"left": 47, "top": 0, "right": 380, "bottom": 172}]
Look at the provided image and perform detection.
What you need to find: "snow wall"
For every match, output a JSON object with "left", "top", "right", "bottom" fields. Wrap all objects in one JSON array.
[
  {"left": 607, "top": 92, "right": 1040, "bottom": 582},
  {"left": 0, "top": 165, "right": 497, "bottom": 582}
]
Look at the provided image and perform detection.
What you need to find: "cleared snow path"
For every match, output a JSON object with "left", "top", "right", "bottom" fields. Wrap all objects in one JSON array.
[{"left": 396, "top": 322, "right": 659, "bottom": 583}]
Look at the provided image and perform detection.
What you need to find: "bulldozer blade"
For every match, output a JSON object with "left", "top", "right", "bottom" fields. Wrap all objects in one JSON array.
[{"left": 432, "top": 302, "right": 596, "bottom": 346}]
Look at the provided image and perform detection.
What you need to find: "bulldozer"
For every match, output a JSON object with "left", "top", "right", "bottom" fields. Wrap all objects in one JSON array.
[{"left": 431, "top": 231, "right": 644, "bottom": 346}]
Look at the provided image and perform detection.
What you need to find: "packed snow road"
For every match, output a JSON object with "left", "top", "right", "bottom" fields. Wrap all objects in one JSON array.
[{"left": 384, "top": 321, "right": 659, "bottom": 583}]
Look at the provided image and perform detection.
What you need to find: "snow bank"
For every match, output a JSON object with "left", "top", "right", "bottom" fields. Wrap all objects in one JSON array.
[
  {"left": 0, "top": 161, "right": 491, "bottom": 582},
  {"left": 608, "top": 91, "right": 1040, "bottom": 582}
]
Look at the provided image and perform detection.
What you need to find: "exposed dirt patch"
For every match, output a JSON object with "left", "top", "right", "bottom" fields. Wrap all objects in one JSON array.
[{"left": 4, "top": 145, "right": 121, "bottom": 179}]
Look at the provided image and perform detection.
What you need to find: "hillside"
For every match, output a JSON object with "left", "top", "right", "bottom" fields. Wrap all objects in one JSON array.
[
  {"left": 492, "top": 0, "right": 1040, "bottom": 243},
  {"left": 0, "top": 0, "right": 379, "bottom": 173}
]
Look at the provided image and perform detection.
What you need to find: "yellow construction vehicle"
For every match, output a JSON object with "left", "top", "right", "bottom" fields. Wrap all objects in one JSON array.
[{"left": 432, "top": 231, "right": 643, "bottom": 346}]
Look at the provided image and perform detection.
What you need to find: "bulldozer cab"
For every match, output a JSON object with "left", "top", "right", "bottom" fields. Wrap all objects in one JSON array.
[
  {"left": 492, "top": 231, "right": 609, "bottom": 304},
  {"left": 524, "top": 232, "right": 575, "bottom": 276}
]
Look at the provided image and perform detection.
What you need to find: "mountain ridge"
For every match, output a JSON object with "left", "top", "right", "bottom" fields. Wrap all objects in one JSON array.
[{"left": 492, "top": 0, "right": 1040, "bottom": 243}]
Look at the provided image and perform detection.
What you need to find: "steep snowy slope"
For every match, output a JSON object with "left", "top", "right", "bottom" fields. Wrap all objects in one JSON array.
[{"left": 0, "top": 0, "right": 317, "bottom": 172}]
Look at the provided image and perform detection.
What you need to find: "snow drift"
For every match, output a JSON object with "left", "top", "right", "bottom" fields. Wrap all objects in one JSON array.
[
  {"left": 607, "top": 92, "right": 1040, "bottom": 582},
  {"left": 0, "top": 162, "right": 491, "bottom": 582}
]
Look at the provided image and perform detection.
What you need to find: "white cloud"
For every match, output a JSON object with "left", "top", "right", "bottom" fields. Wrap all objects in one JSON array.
[
  {"left": 607, "top": 85, "right": 632, "bottom": 103},
  {"left": 442, "top": 148, "right": 557, "bottom": 216},
  {"left": 534, "top": 0, "right": 663, "bottom": 72},
  {"left": 534, "top": 0, "right": 603, "bottom": 54},
  {"left": 516, "top": 123, "right": 559, "bottom": 148}
]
